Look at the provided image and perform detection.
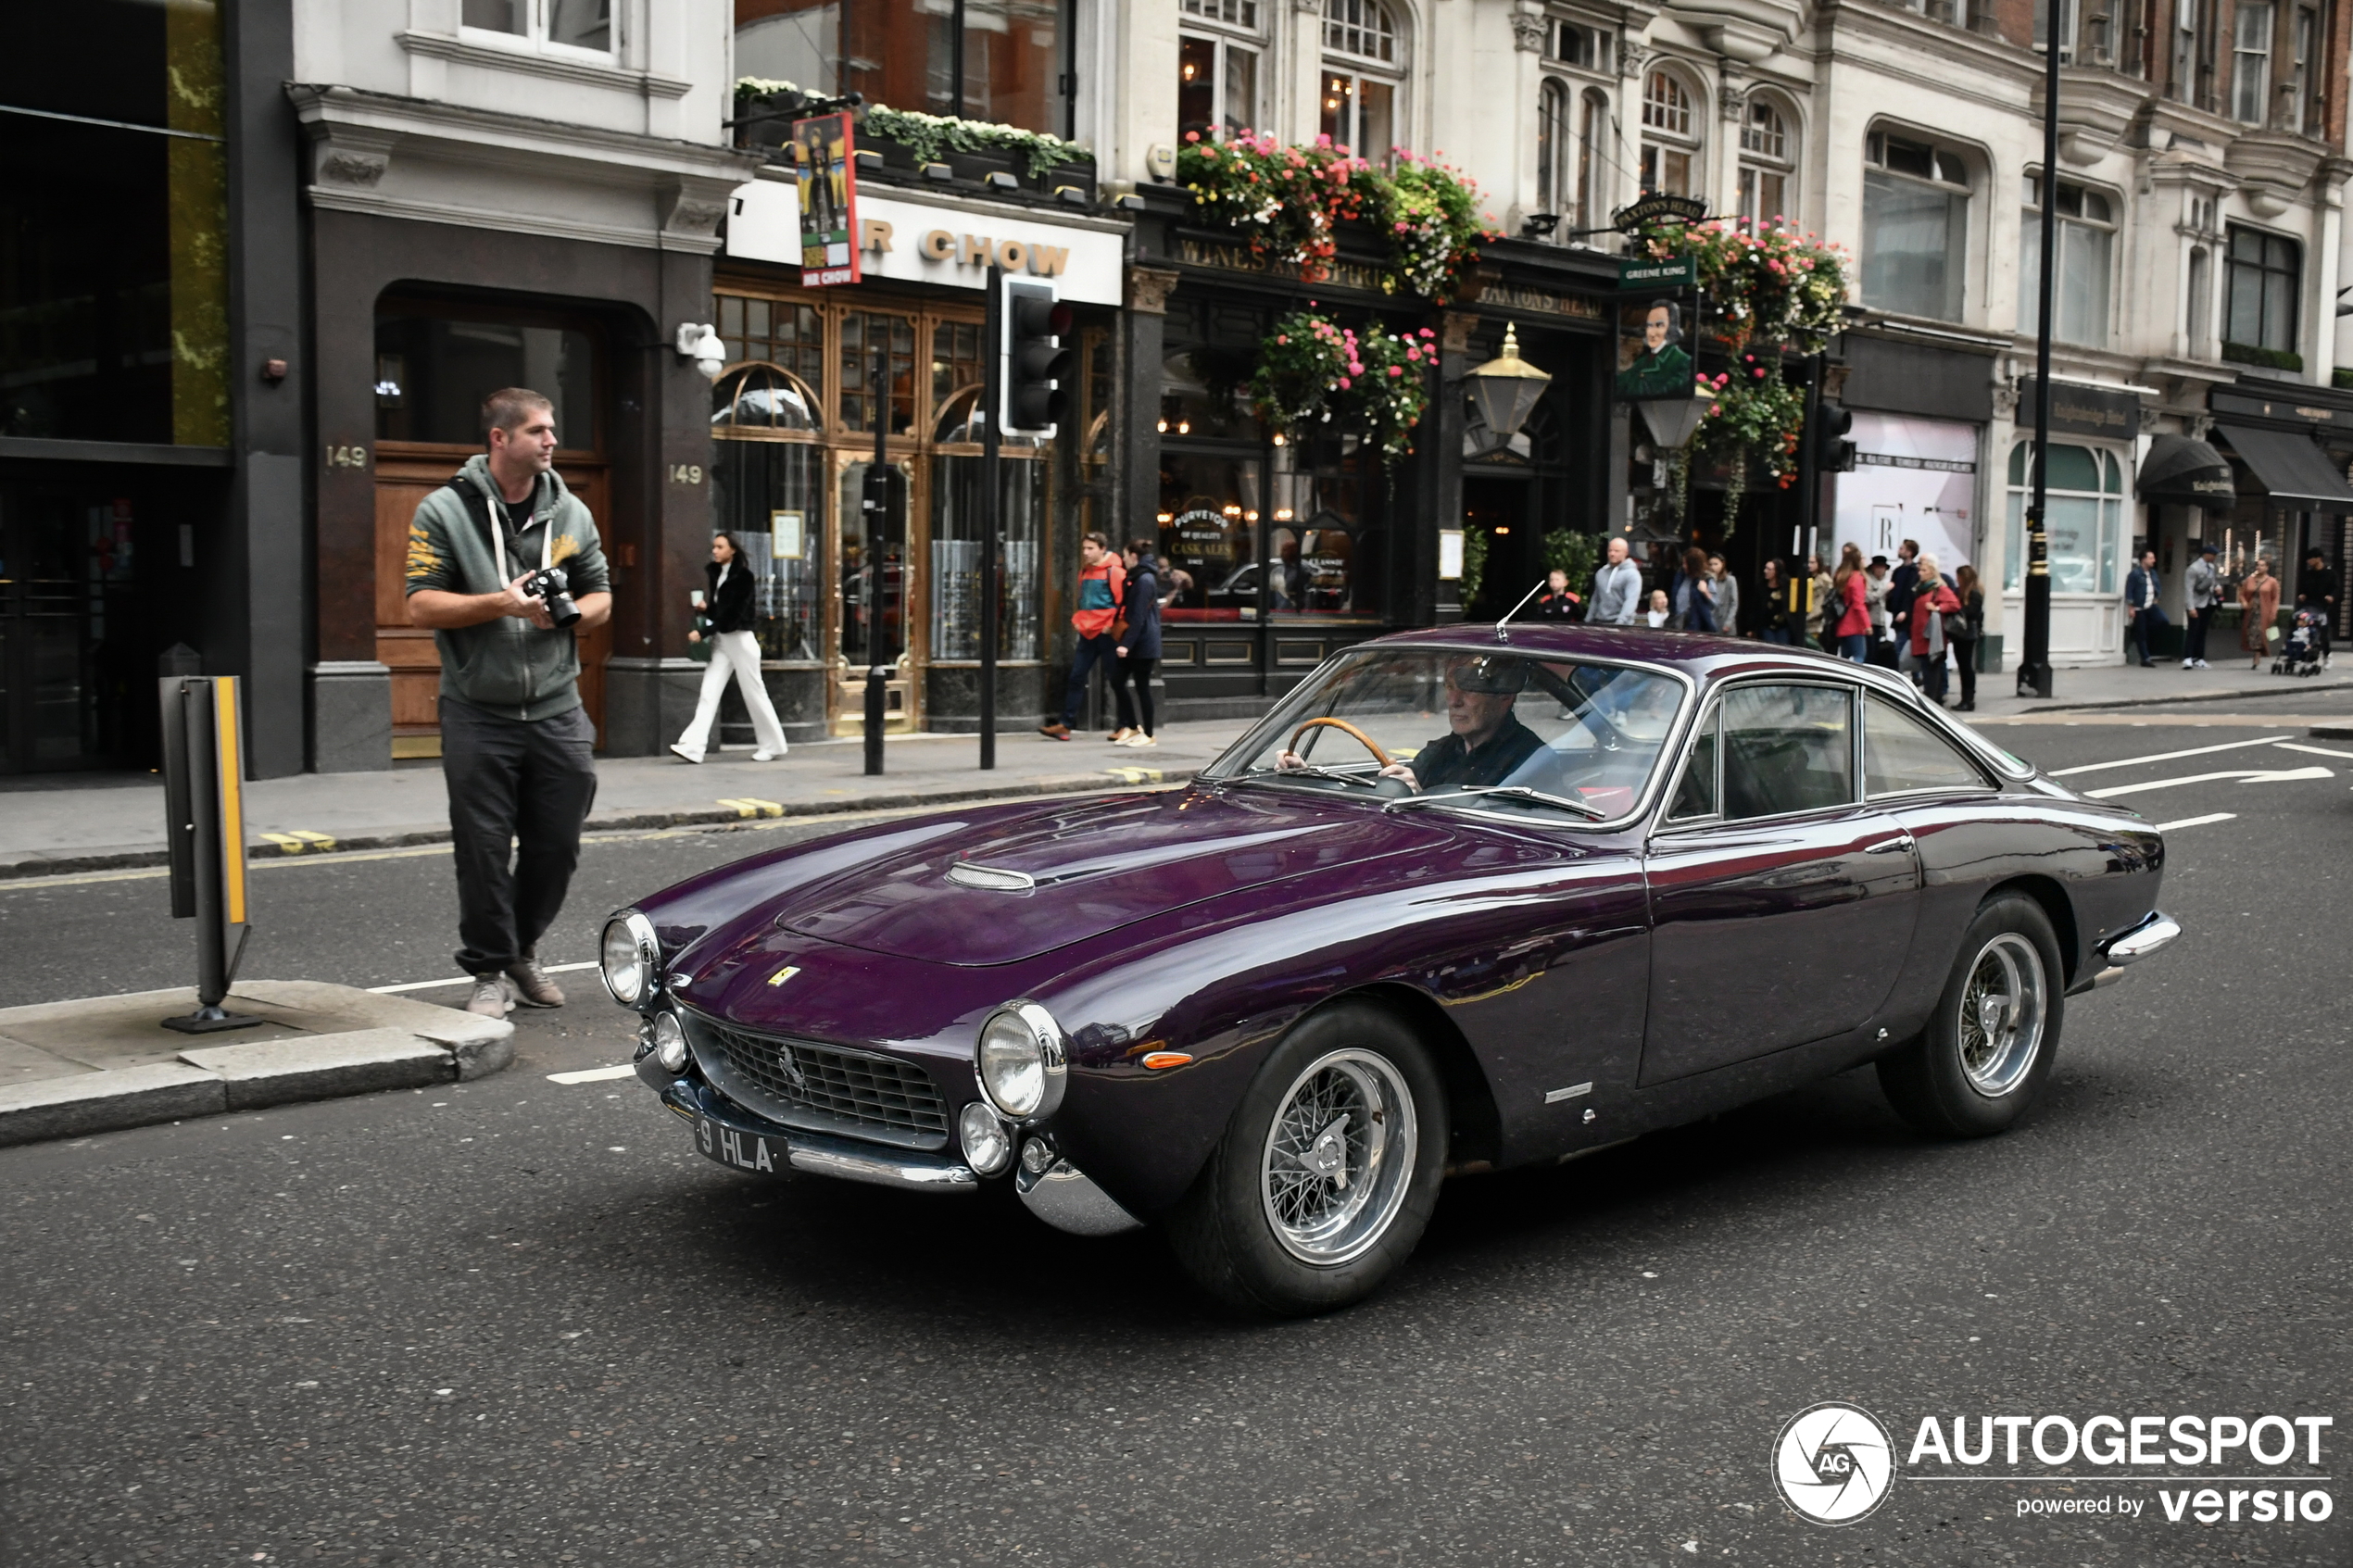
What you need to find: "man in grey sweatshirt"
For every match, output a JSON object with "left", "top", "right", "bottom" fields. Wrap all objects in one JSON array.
[
  {"left": 1590, "top": 537, "right": 1644, "bottom": 626},
  {"left": 406, "top": 388, "right": 612, "bottom": 1019}
]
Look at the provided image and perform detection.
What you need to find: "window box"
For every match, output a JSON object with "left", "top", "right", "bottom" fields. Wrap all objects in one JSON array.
[{"left": 2221, "top": 340, "right": 2303, "bottom": 370}]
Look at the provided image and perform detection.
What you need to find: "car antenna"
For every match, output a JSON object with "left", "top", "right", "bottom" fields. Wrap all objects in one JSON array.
[{"left": 1495, "top": 579, "right": 1546, "bottom": 644}]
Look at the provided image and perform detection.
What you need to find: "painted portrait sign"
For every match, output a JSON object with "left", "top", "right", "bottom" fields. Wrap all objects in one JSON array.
[
  {"left": 791, "top": 113, "right": 860, "bottom": 287},
  {"left": 1615, "top": 295, "right": 1697, "bottom": 401}
]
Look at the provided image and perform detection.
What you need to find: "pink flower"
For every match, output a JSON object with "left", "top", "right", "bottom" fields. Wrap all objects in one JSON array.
[
  {"left": 1337, "top": 376, "right": 1352, "bottom": 389},
  {"left": 1420, "top": 328, "right": 1435, "bottom": 338},
  {"left": 1388, "top": 365, "right": 1403, "bottom": 378},
  {"left": 1277, "top": 334, "right": 1289, "bottom": 345},
  {"left": 1200, "top": 146, "right": 1217, "bottom": 161},
  {"left": 1184, "top": 131, "right": 1200, "bottom": 144}
]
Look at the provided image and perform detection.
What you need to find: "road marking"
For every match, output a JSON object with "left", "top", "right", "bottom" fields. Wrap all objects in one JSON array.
[
  {"left": 1104, "top": 766, "right": 1164, "bottom": 784},
  {"left": 258, "top": 829, "right": 338, "bottom": 855},
  {"left": 2084, "top": 765, "right": 2333, "bottom": 799},
  {"left": 716, "top": 797, "right": 784, "bottom": 818},
  {"left": 2048, "top": 735, "right": 2292, "bottom": 776},
  {"left": 2152, "top": 813, "right": 2238, "bottom": 831},
  {"left": 2272, "top": 741, "right": 2353, "bottom": 760},
  {"left": 547, "top": 1064, "right": 635, "bottom": 1085},
  {"left": 366, "top": 960, "right": 599, "bottom": 995}
]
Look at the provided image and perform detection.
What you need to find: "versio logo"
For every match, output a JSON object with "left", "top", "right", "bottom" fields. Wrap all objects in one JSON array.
[{"left": 1776, "top": 1403, "right": 1897, "bottom": 1524}]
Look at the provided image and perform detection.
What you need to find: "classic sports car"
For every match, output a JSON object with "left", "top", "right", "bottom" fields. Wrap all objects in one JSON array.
[{"left": 600, "top": 627, "right": 2180, "bottom": 1315}]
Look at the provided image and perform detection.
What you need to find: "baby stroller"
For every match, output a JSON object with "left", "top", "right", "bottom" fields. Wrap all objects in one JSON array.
[{"left": 2271, "top": 607, "right": 2329, "bottom": 677}]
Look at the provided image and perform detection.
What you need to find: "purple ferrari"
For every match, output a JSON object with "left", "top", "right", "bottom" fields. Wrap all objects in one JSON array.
[{"left": 599, "top": 627, "right": 2180, "bottom": 1315}]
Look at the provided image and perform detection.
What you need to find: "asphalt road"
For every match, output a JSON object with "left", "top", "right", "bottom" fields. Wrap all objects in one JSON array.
[{"left": 4, "top": 691, "right": 2349, "bottom": 1568}]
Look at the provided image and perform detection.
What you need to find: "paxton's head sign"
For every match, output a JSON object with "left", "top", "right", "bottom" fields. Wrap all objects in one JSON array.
[
  {"left": 1617, "top": 296, "right": 1697, "bottom": 401},
  {"left": 790, "top": 113, "right": 859, "bottom": 287}
]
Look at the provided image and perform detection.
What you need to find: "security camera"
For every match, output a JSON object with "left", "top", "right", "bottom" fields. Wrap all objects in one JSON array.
[{"left": 675, "top": 321, "right": 726, "bottom": 381}]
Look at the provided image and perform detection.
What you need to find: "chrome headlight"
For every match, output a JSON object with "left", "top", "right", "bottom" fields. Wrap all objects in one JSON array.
[
  {"left": 650, "top": 1010, "right": 688, "bottom": 1074},
  {"left": 975, "top": 1001, "right": 1066, "bottom": 1121},
  {"left": 958, "top": 1101, "right": 1013, "bottom": 1175},
  {"left": 599, "top": 910, "right": 661, "bottom": 1006}
]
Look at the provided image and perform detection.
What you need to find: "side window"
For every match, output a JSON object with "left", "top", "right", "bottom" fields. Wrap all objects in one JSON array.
[
  {"left": 1865, "top": 694, "right": 1989, "bottom": 796},
  {"left": 1667, "top": 707, "right": 1719, "bottom": 819},
  {"left": 1721, "top": 684, "right": 1855, "bottom": 819}
]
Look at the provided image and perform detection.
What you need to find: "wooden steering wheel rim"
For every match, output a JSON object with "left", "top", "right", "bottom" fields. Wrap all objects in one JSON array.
[{"left": 1290, "top": 716, "right": 1393, "bottom": 769}]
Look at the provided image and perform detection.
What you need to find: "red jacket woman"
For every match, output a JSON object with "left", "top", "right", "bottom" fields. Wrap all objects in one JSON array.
[
  {"left": 1907, "top": 580, "right": 1963, "bottom": 655},
  {"left": 1833, "top": 567, "right": 1872, "bottom": 638}
]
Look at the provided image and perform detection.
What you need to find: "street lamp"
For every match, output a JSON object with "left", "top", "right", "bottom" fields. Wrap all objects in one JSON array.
[{"left": 1465, "top": 324, "right": 1553, "bottom": 444}]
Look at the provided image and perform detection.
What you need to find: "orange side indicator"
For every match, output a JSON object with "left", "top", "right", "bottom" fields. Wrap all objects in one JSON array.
[{"left": 1141, "top": 1052, "right": 1193, "bottom": 1071}]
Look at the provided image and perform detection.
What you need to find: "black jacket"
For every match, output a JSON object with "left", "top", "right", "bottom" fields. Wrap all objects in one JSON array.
[
  {"left": 1118, "top": 561, "right": 1163, "bottom": 659},
  {"left": 705, "top": 558, "right": 757, "bottom": 633}
]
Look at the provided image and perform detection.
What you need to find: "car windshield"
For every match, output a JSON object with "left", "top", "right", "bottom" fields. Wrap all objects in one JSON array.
[{"left": 1212, "top": 646, "right": 1686, "bottom": 823}]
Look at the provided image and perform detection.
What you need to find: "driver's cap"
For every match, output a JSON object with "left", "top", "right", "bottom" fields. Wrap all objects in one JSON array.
[{"left": 1446, "top": 654, "right": 1528, "bottom": 694}]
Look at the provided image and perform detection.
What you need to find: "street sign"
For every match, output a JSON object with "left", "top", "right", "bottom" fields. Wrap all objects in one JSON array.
[
  {"left": 1611, "top": 194, "right": 1709, "bottom": 232},
  {"left": 1619, "top": 256, "right": 1695, "bottom": 290},
  {"left": 789, "top": 112, "right": 860, "bottom": 286}
]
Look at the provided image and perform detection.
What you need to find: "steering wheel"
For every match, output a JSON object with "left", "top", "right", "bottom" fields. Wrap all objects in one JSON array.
[{"left": 1290, "top": 717, "right": 1394, "bottom": 769}]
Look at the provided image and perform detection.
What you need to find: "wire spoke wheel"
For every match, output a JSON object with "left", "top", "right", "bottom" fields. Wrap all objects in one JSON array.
[
  {"left": 1957, "top": 932, "right": 2046, "bottom": 1097},
  {"left": 1259, "top": 1048, "right": 1417, "bottom": 1266}
]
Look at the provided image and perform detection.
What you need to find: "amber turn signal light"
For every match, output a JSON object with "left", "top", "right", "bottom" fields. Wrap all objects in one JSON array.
[{"left": 1140, "top": 1052, "right": 1193, "bottom": 1071}]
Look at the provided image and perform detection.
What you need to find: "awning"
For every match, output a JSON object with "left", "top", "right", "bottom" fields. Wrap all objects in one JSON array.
[
  {"left": 2137, "top": 434, "right": 2237, "bottom": 510},
  {"left": 2211, "top": 423, "right": 2353, "bottom": 512}
]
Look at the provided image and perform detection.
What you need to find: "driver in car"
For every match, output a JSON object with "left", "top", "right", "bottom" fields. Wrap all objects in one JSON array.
[{"left": 1280, "top": 654, "right": 1544, "bottom": 792}]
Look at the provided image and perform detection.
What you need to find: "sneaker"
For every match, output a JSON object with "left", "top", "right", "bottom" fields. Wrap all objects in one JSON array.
[
  {"left": 1120, "top": 733, "right": 1158, "bottom": 747},
  {"left": 669, "top": 743, "right": 704, "bottom": 764},
  {"left": 752, "top": 748, "right": 783, "bottom": 761},
  {"left": 464, "top": 975, "right": 513, "bottom": 1019},
  {"left": 504, "top": 956, "right": 565, "bottom": 1009},
  {"left": 1109, "top": 727, "right": 1136, "bottom": 744},
  {"left": 1038, "top": 722, "right": 1071, "bottom": 740}
]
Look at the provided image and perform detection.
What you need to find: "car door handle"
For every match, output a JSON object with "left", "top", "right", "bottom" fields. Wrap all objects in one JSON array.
[{"left": 1863, "top": 837, "right": 1914, "bottom": 854}]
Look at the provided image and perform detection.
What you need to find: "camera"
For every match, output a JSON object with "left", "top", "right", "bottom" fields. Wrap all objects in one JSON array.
[{"left": 517, "top": 565, "right": 580, "bottom": 628}]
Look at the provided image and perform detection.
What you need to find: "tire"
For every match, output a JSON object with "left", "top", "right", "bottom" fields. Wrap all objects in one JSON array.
[
  {"left": 1878, "top": 891, "right": 2065, "bottom": 1138},
  {"left": 1164, "top": 1000, "right": 1448, "bottom": 1317}
]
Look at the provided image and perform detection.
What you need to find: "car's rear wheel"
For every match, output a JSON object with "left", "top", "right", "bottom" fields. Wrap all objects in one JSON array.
[
  {"left": 1165, "top": 1001, "right": 1447, "bottom": 1316},
  {"left": 1878, "top": 892, "right": 2064, "bottom": 1137}
]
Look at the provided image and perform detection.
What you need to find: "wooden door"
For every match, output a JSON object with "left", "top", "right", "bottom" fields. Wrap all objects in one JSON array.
[{"left": 373, "top": 449, "right": 611, "bottom": 756}]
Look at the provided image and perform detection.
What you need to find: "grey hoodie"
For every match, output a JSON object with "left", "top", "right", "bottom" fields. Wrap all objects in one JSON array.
[{"left": 403, "top": 454, "right": 610, "bottom": 721}]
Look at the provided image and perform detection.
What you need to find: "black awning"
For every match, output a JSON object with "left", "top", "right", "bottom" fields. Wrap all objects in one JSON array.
[
  {"left": 2212, "top": 423, "right": 2353, "bottom": 512},
  {"left": 2137, "top": 434, "right": 2236, "bottom": 510}
]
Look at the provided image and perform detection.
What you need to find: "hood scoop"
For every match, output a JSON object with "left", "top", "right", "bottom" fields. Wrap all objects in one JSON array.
[{"left": 946, "top": 863, "right": 1037, "bottom": 892}]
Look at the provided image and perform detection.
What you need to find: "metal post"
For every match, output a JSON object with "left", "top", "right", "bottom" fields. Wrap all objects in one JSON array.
[
  {"left": 979, "top": 262, "right": 1002, "bottom": 770},
  {"left": 2019, "top": 0, "right": 2062, "bottom": 699},
  {"left": 865, "top": 329, "right": 890, "bottom": 775},
  {"left": 160, "top": 676, "right": 259, "bottom": 1034},
  {"left": 1797, "top": 351, "right": 1823, "bottom": 640},
  {"left": 864, "top": 664, "right": 887, "bottom": 775}
]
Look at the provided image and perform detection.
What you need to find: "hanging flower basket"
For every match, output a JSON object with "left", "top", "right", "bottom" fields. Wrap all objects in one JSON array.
[
  {"left": 1640, "top": 220, "right": 1851, "bottom": 353},
  {"left": 1249, "top": 311, "right": 1437, "bottom": 464}
]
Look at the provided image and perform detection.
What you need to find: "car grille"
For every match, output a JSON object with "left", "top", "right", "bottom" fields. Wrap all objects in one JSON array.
[{"left": 683, "top": 1011, "right": 950, "bottom": 1151}]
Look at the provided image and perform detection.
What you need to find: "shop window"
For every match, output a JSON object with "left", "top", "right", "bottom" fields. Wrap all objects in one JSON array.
[
  {"left": 1737, "top": 99, "right": 1795, "bottom": 225},
  {"left": 718, "top": 294, "right": 826, "bottom": 391},
  {"left": 1320, "top": 0, "right": 1402, "bottom": 157},
  {"left": 0, "top": 0, "right": 229, "bottom": 445},
  {"left": 838, "top": 312, "right": 918, "bottom": 435},
  {"left": 735, "top": 0, "right": 1066, "bottom": 137},
  {"left": 1639, "top": 70, "right": 1699, "bottom": 196},
  {"left": 374, "top": 315, "right": 599, "bottom": 449},
  {"left": 2231, "top": 1, "right": 2271, "bottom": 122},
  {"left": 712, "top": 365, "right": 826, "bottom": 663},
  {"left": 1267, "top": 445, "right": 1378, "bottom": 620},
  {"left": 2224, "top": 224, "right": 2298, "bottom": 354},
  {"left": 1158, "top": 454, "right": 1262, "bottom": 622},
  {"left": 1180, "top": 0, "right": 1264, "bottom": 141},
  {"left": 2018, "top": 175, "right": 2115, "bottom": 346},
  {"left": 929, "top": 383, "right": 1045, "bottom": 661},
  {"left": 1862, "top": 130, "right": 1971, "bottom": 321},
  {"left": 464, "top": 0, "right": 613, "bottom": 57},
  {"left": 2005, "top": 441, "right": 2123, "bottom": 595}
]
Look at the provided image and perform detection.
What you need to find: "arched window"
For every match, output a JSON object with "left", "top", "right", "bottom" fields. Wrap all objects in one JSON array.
[
  {"left": 1321, "top": 0, "right": 1403, "bottom": 157},
  {"left": 1737, "top": 98, "right": 1796, "bottom": 225},
  {"left": 1536, "top": 77, "right": 1569, "bottom": 218},
  {"left": 1862, "top": 128, "right": 1973, "bottom": 320},
  {"left": 711, "top": 363, "right": 824, "bottom": 433},
  {"left": 1578, "top": 89, "right": 1608, "bottom": 233},
  {"left": 709, "top": 362, "right": 826, "bottom": 663},
  {"left": 1639, "top": 69, "right": 1699, "bottom": 195}
]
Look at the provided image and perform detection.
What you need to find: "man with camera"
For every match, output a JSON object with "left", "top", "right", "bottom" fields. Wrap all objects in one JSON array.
[{"left": 406, "top": 388, "right": 612, "bottom": 1019}]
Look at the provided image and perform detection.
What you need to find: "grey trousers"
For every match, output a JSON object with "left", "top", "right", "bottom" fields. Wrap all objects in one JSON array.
[{"left": 439, "top": 696, "right": 598, "bottom": 976}]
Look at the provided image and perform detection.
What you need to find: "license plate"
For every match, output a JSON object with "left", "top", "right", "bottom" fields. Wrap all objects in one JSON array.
[{"left": 695, "top": 1114, "right": 783, "bottom": 1175}]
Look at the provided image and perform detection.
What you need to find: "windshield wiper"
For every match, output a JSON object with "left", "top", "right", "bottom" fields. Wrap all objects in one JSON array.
[
  {"left": 1385, "top": 784, "right": 1608, "bottom": 820},
  {"left": 1235, "top": 764, "right": 1380, "bottom": 791}
]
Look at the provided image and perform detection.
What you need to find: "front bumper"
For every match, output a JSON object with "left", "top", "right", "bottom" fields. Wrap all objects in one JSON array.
[
  {"left": 2082, "top": 909, "right": 2183, "bottom": 991},
  {"left": 659, "top": 1077, "right": 978, "bottom": 1194}
]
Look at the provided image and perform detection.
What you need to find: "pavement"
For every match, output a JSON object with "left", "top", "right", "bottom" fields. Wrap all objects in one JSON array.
[{"left": 2, "top": 693, "right": 2347, "bottom": 1565}]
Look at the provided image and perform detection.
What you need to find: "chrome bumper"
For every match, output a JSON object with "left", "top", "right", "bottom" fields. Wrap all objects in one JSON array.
[
  {"left": 2100, "top": 910, "right": 2182, "bottom": 966},
  {"left": 660, "top": 1079, "right": 977, "bottom": 1194},
  {"left": 1014, "top": 1150, "right": 1145, "bottom": 1236}
]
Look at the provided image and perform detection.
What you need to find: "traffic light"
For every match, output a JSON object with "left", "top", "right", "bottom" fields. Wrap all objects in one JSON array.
[
  {"left": 1002, "top": 279, "right": 1074, "bottom": 436},
  {"left": 1812, "top": 398, "right": 1856, "bottom": 473}
]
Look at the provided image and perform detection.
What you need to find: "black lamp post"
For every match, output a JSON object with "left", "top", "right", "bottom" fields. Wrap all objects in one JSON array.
[{"left": 2018, "top": 0, "right": 2063, "bottom": 700}]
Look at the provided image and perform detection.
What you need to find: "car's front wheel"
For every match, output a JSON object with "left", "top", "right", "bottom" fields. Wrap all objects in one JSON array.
[
  {"left": 1878, "top": 891, "right": 2064, "bottom": 1137},
  {"left": 1165, "top": 1001, "right": 1447, "bottom": 1316}
]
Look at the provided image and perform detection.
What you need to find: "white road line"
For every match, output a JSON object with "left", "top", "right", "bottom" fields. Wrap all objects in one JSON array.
[
  {"left": 366, "top": 960, "right": 600, "bottom": 995},
  {"left": 2153, "top": 812, "right": 2238, "bottom": 831},
  {"left": 2272, "top": 740, "right": 2353, "bottom": 760},
  {"left": 2048, "top": 735, "right": 2292, "bottom": 776},
  {"left": 547, "top": 1064, "right": 636, "bottom": 1085},
  {"left": 2084, "top": 766, "right": 2332, "bottom": 799}
]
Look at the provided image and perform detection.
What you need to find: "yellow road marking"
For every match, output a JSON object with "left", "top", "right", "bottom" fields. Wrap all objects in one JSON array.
[
  {"left": 1104, "top": 766, "right": 1164, "bottom": 784},
  {"left": 716, "top": 797, "right": 785, "bottom": 818},
  {"left": 258, "top": 829, "right": 338, "bottom": 855}
]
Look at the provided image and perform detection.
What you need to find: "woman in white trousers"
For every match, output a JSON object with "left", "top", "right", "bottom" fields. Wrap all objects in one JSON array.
[{"left": 671, "top": 533, "right": 788, "bottom": 762}]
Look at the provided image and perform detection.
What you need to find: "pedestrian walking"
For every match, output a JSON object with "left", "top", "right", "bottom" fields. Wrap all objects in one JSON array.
[
  {"left": 1906, "top": 553, "right": 1964, "bottom": 705},
  {"left": 2239, "top": 556, "right": 2280, "bottom": 668},
  {"left": 670, "top": 533, "right": 788, "bottom": 764},
  {"left": 1644, "top": 588, "right": 1670, "bottom": 628},
  {"left": 1038, "top": 532, "right": 1126, "bottom": 740},
  {"left": 1885, "top": 539, "right": 1919, "bottom": 659},
  {"left": 1109, "top": 539, "right": 1162, "bottom": 747},
  {"left": 1756, "top": 558, "right": 1797, "bottom": 644},
  {"left": 1590, "top": 537, "right": 1643, "bottom": 626},
  {"left": 2296, "top": 546, "right": 2336, "bottom": 663},
  {"left": 1832, "top": 543, "right": 1872, "bottom": 662},
  {"left": 404, "top": 388, "right": 612, "bottom": 1019},
  {"left": 1806, "top": 553, "right": 1834, "bottom": 653},
  {"left": 2183, "top": 542, "right": 2221, "bottom": 668},
  {"left": 2125, "top": 549, "right": 2168, "bottom": 667},
  {"left": 1947, "top": 563, "right": 1984, "bottom": 710},
  {"left": 1670, "top": 546, "right": 1717, "bottom": 632},
  {"left": 1708, "top": 553, "right": 1741, "bottom": 636},
  {"left": 1534, "top": 568, "right": 1581, "bottom": 620},
  {"left": 1865, "top": 554, "right": 1896, "bottom": 666}
]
